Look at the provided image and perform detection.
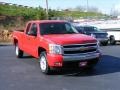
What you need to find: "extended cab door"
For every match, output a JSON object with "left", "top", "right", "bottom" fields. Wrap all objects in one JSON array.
[
  {"left": 21, "top": 23, "right": 32, "bottom": 53},
  {"left": 26, "top": 23, "right": 39, "bottom": 57}
]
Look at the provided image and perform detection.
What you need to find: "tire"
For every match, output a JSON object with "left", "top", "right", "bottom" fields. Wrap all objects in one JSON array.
[
  {"left": 102, "top": 41, "right": 108, "bottom": 46},
  {"left": 15, "top": 44, "right": 23, "bottom": 58},
  {"left": 110, "top": 36, "right": 116, "bottom": 45},
  {"left": 39, "top": 52, "right": 51, "bottom": 74},
  {"left": 86, "top": 58, "right": 99, "bottom": 70}
]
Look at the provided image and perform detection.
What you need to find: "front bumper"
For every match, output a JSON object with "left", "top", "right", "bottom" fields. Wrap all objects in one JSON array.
[
  {"left": 63, "top": 52, "right": 100, "bottom": 61},
  {"left": 47, "top": 51, "right": 101, "bottom": 67}
]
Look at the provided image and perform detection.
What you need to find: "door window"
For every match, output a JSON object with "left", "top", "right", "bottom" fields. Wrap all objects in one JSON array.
[
  {"left": 26, "top": 23, "right": 31, "bottom": 34},
  {"left": 27, "top": 23, "right": 37, "bottom": 36}
]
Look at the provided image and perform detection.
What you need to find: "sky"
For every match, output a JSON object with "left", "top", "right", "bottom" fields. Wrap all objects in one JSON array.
[{"left": 1, "top": 0, "right": 120, "bottom": 14}]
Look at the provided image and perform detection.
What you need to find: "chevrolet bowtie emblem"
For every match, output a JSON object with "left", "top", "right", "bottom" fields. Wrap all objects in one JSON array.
[{"left": 80, "top": 47, "right": 89, "bottom": 51}]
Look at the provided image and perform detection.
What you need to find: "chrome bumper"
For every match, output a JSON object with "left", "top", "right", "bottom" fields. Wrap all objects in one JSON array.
[{"left": 63, "top": 52, "right": 100, "bottom": 61}]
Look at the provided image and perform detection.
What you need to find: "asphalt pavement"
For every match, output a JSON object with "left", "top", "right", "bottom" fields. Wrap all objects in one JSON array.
[{"left": 0, "top": 45, "right": 120, "bottom": 90}]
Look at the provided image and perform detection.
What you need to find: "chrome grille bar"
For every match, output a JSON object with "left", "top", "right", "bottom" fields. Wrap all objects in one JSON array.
[{"left": 63, "top": 43, "right": 97, "bottom": 55}]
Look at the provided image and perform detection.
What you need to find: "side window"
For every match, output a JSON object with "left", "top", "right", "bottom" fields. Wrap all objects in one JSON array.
[
  {"left": 26, "top": 23, "right": 31, "bottom": 34},
  {"left": 79, "top": 27, "right": 84, "bottom": 33},
  {"left": 28, "top": 23, "right": 37, "bottom": 36},
  {"left": 65, "top": 24, "right": 71, "bottom": 32}
]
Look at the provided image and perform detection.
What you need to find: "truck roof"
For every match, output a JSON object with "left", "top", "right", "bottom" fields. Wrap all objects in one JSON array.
[{"left": 28, "top": 20, "right": 67, "bottom": 24}]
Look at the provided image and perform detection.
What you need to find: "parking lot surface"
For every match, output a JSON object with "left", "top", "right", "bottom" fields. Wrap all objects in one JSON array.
[{"left": 0, "top": 45, "right": 120, "bottom": 90}]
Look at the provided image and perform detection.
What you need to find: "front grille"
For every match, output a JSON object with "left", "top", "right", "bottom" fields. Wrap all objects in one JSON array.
[{"left": 63, "top": 43, "right": 97, "bottom": 55}]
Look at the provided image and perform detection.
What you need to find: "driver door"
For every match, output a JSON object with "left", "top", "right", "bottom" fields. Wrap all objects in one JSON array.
[{"left": 26, "top": 23, "right": 38, "bottom": 57}]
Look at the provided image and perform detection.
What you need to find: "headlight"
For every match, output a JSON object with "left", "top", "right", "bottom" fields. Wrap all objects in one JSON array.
[
  {"left": 97, "top": 40, "right": 100, "bottom": 50},
  {"left": 91, "top": 34, "right": 96, "bottom": 38},
  {"left": 49, "top": 44, "right": 62, "bottom": 54}
]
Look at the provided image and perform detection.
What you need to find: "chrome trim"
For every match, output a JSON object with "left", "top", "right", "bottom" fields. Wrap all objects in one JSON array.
[
  {"left": 63, "top": 43, "right": 98, "bottom": 55},
  {"left": 63, "top": 46, "right": 97, "bottom": 51},
  {"left": 63, "top": 43, "right": 97, "bottom": 47},
  {"left": 63, "top": 52, "right": 100, "bottom": 61},
  {"left": 63, "top": 51, "right": 98, "bottom": 56}
]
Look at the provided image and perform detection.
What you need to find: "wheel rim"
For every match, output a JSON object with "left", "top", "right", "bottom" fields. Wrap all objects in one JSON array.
[
  {"left": 40, "top": 56, "right": 47, "bottom": 71},
  {"left": 15, "top": 45, "right": 19, "bottom": 56}
]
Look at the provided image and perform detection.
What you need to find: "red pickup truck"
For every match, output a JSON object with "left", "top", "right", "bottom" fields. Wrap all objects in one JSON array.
[{"left": 13, "top": 20, "right": 101, "bottom": 74}]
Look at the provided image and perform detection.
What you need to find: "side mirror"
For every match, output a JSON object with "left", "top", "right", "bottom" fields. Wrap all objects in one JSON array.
[
  {"left": 27, "top": 32, "right": 37, "bottom": 36},
  {"left": 31, "top": 33, "right": 37, "bottom": 36}
]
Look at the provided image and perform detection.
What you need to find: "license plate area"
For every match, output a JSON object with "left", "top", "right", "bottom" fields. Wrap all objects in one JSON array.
[{"left": 79, "top": 62, "right": 87, "bottom": 67}]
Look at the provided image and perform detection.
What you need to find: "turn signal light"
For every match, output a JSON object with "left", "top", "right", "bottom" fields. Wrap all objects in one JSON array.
[{"left": 54, "top": 62, "right": 62, "bottom": 66}]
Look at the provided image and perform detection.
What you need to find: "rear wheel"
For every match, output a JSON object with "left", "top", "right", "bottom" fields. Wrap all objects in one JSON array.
[
  {"left": 15, "top": 44, "right": 23, "bottom": 58},
  {"left": 39, "top": 52, "right": 51, "bottom": 74},
  {"left": 110, "top": 36, "right": 116, "bottom": 45}
]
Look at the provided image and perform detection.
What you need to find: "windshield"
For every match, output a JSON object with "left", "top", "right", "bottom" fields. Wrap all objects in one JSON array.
[
  {"left": 40, "top": 22, "right": 78, "bottom": 35},
  {"left": 75, "top": 27, "right": 84, "bottom": 33},
  {"left": 75, "top": 26, "right": 101, "bottom": 34}
]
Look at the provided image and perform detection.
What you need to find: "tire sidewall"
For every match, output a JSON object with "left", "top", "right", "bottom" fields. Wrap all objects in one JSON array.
[
  {"left": 39, "top": 52, "right": 50, "bottom": 74},
  {"left": 15, "top": 44, "right": 19, "bottom": 57},
  {"left": 110, "top": 36, "right": 116, "bottom": 45},
  {"left": 15, "top": 43, "right": 23, "bottom": 58}
]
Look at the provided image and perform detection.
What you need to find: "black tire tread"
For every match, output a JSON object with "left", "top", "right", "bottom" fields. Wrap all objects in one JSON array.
[{"left": 15, "top": 44, "right": 23, "bottom": 58}]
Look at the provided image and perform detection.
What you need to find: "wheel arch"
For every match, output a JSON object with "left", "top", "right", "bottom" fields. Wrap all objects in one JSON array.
[
  {"left": 13, "top": 38, "right": 18, "bottom": 46},
  {"left": 109, "top": 35, "right": 115, "bottom": 39},
  {"left": 38, "top": 47, "right": 47, "bottom": 56}
]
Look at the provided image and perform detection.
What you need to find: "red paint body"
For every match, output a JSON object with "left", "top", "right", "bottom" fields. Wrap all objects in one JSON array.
[{"left": 13, "top": 20, "right": 100, "bottom": 67}]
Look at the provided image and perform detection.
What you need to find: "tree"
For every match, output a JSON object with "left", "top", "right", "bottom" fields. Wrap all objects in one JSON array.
[
  {"left": 87, "top": 6, "right": 99, "bottom": 13},
  {"left": 75, "top": 6, "right": 85, "bottom": 11}
]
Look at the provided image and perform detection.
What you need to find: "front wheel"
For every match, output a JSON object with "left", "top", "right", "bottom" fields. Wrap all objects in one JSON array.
[
  {"left": 101, "top": 41, "right": 108, "bottom": 46},
  {"left": 39, "top": 52, "right": 51, "bottom": 74},
  {"left": 15, "top": 44, "right": 23, "bottom": 58}
]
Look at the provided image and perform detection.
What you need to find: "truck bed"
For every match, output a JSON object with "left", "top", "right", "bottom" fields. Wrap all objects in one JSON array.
[
  {"left": 15, "top": 29, "right": 24, "bottom": 32},
  {"left": 13, "top": 30, "right": 24, "bottom": 40}
]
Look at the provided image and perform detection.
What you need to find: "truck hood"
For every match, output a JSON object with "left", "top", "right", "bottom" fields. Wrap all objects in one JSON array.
[{"left": 43, "top": 34, "right": 97, "bottom": 45}]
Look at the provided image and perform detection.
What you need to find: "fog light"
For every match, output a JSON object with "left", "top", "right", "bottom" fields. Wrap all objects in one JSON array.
[{"left": 54, "top": 62, "right": 62, "bottom": 66}]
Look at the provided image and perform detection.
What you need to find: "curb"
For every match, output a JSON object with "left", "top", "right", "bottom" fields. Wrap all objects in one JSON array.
[{"left": 0, "top": 43, "right": 12, "bottom": 46}]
